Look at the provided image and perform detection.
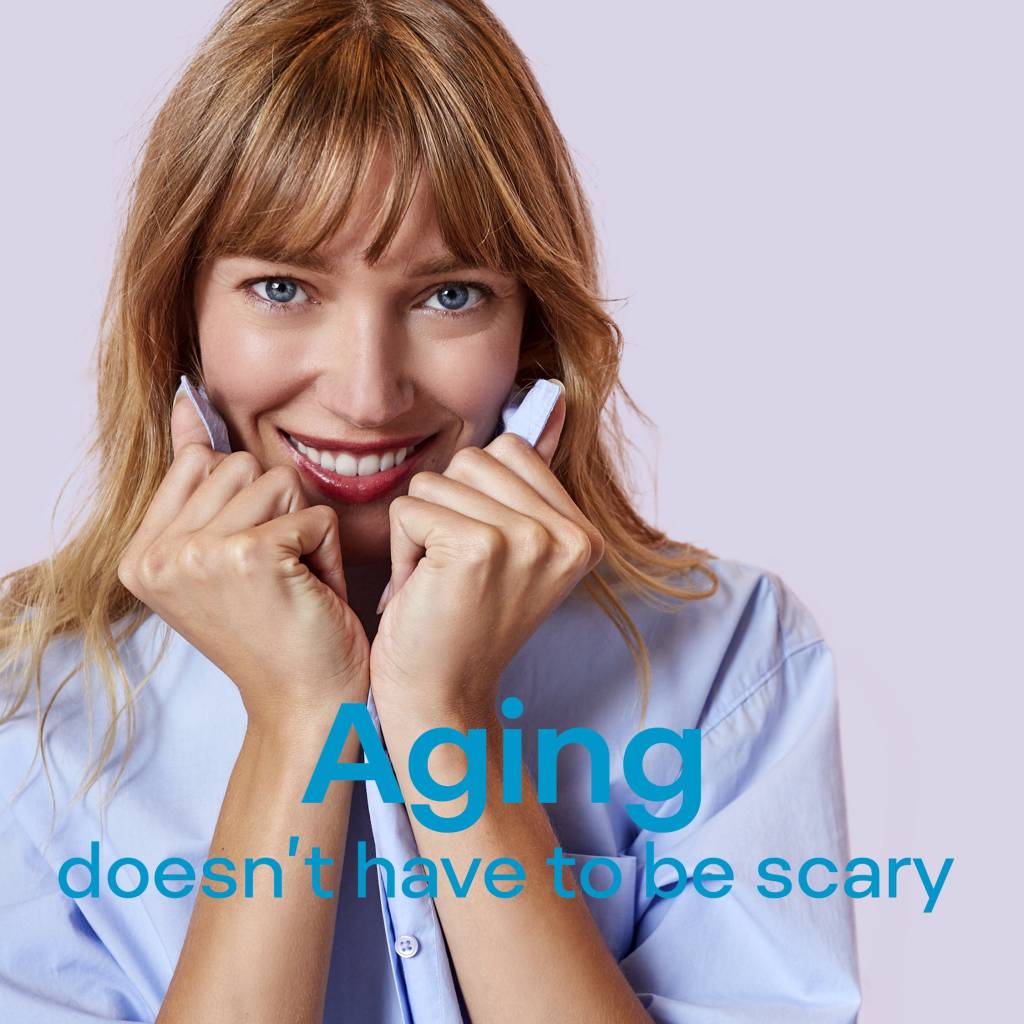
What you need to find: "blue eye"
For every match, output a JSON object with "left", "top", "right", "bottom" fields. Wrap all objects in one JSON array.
[
  {"left": 252, "top": 278, "right": 307, "bottom": 301},
  {"left": 241, "top": 276, "right": 309, "bottom": 311},
  {"left": 422, "top": 282, "right": 493, "bottom": 317},
  {"left": 239, "top": 276, "right": 495, "bottom": 318}
]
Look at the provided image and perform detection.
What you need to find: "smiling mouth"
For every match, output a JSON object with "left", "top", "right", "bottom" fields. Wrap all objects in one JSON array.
[
  {"left": 279, "top": 428, "right": 439, "bottom": 504},
  {"left": 283, "top": 431, "right": 432, "bottom": 477}
]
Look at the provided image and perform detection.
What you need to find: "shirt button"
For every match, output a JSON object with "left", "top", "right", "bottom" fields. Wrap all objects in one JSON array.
[{"left": 395, "top": 934, "right": 420, "bottom": 959}]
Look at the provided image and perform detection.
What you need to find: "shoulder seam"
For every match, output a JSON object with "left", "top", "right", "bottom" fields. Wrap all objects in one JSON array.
[
  {"left": 702, "top": 637, "right": 826, "bottom": 737},
  {"left": 764, "top": 570, "right": 826, "bottom": 649}
]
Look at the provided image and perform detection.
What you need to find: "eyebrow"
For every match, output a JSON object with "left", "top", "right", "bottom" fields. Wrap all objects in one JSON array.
[{"left": 231, "top": 249, "right": 486, "bottom": 278}]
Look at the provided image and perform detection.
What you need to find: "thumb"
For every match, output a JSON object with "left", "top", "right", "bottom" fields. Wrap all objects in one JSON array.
[
  {"left": 171, "top": 379, "right": 215, "bottom": 458},
  {"left": 533, "top": 378, "right": 566, "bottom": 466}
]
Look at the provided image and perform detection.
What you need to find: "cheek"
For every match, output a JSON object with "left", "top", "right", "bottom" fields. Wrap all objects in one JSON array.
[
  {"left": 420, "top": 340, "right": 520, "bottom": 444},
  {"left": 198, "top": 323, "right": 304, "bottom": 425}
]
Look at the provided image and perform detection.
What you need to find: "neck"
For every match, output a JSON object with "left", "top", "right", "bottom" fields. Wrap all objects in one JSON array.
[{"left": 343, "top": 559, "right": 392, "bottom": 642}]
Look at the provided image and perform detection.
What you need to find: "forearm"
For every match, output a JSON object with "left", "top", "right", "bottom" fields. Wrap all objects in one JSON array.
[
  {"left": 378, "top": 705, "right": 653, "bottom": 1024},
  {"left": 157, "top": 710, "right": 360, "bottom": 1024}
]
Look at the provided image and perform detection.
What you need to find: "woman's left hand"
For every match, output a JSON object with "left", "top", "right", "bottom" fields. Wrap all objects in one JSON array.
[{"left": 369, "top": 387, "right": 605, "bottom": 727}]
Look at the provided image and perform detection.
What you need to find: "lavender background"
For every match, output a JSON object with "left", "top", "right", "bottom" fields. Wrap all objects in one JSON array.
[{"left": 3, "top": 2, "right": 1021, "bottom": 1018}]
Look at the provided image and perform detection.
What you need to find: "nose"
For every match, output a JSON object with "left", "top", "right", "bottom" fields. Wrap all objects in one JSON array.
[{"left": 310, "top": 306, "right": 415, "bottom": 428}]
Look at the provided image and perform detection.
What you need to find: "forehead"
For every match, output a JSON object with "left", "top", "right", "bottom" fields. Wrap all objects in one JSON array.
[
  {"left": 252, "top": 149, "right": 451, "bottom": 276},
  {"left": 310, "top": 147, "right": 445, "bottom": 273}
]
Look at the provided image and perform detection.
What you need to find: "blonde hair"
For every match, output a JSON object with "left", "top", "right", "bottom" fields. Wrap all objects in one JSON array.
[{"left": 0, "top": 0, "right": 716, "bottom": 812}]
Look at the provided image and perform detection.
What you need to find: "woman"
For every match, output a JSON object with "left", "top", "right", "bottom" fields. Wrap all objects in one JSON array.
[{"left": 0, "top": 1, "right": 860, "bottom": 1021}]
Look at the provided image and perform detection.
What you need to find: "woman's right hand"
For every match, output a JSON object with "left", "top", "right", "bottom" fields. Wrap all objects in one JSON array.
[{"left": 117, "top": 392, "right": 370, "bottom": 728}]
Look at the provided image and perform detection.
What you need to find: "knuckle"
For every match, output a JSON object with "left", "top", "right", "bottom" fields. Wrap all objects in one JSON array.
[
  {"left": 465, "top": 524, "right": 506, "bottom": 563},
  {"left": 222, "top": 450, "right": 262, "bottom": 483},
  {"left": 448, "top": 445, "right": 485, "bottom": 475},
  {"left": 226, "top": 533, "right": 261, "bottom": 574},
  {"left": 389, "top": 494, "right": 414, "bottom": 520},
  {"left": 137, "top": 545, "right": 171, "bottom": 587},
  {"left": 178, "top": 536, "right": 214, "bottom": 576},
  {"left": 116, "top": 555, "right": 137, "bottom": 591},
  {"left": 178, "top": 442, "right": 217, "bottom": 471},
  {"left": 264, "top": 464, "right": 298, "bottom": 486},
  {"left": 265, "top": 464, "right": 303, "bottom": 497},
  {"left": 407, "top": 470, "right": 442, "bottom": 498},
  {"left": 557, "top": 525, "right": 593, "bottom": 573},
  {"left": 310, "top": 504, "right": 337, "bottom": 529},
  {"left": 518, "top": 520, "right": 552, "bottom": 562}
]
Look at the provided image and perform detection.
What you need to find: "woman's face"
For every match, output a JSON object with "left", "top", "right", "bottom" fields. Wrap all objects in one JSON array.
[{"left": 193, "top": 155, "right": 527, "bottom": 565}]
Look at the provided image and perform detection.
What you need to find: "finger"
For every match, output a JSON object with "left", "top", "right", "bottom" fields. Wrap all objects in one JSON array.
[
  {"left": 251, "top": 504, "right": 348, "bottom": 603},
  {"left": 476, "top": 426, "right": 589, "bottom": 534},
  {"left": 409, "top": 466, "right": 600, "bottom": 584},
  {"left": 468, "top": 432, "right": 605, "bottom": 576},
  {"left": 122, "top": 442, "right": 226, "bottom": 565},
  {"left": 164, "top": 453, "right": 309, "bottom": 539},
  {"left": 386, "top": 495, "right": 485, "bottom": 604},
  {"left": 425, "top": 452, "right": 560, "bottom": 533},
  {"left": 120, "top": 388, "right": 227, "bottom": 579},
  {"left": 409, "top": 470, "right": 541, "bottom": 534},
  {"left": 171, "top": 385, "right": 216, "bottom": 458},
  {"left": 201, "top": 463, "right": 308, "bottom": 536},
  {"left": 385, "top": 458, "right": 536, "bottom": 611}
]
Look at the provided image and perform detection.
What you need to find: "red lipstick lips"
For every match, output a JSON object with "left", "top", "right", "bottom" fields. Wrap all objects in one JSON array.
[{"left": 280, "top": 429, "right": 436, "bottom": 504}]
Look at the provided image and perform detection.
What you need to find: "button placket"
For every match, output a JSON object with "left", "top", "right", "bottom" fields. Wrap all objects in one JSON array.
[{"left": 365, "top": 691, "right": 461, "bottom": 1023}]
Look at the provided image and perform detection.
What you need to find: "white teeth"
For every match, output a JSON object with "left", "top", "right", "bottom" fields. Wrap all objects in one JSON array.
[
  {"left": 288, "top": 434, "right": 425, "bottom": 477},
  {"left": 334, "top": 452, "right": 358, "bottom": 477}
]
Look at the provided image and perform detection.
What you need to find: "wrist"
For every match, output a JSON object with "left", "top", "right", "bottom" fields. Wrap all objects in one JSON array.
[
  {"left": 372, "top": 685, "right": 502, "bottom": 745},
  {"left": 244, "top": 699, "right": 354, "bottom": 756},
  {"left": 239, "top": 672, "right": 369, "bottom": 733}
]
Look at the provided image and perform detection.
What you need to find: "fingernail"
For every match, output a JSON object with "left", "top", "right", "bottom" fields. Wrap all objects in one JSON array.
[
  {"left": 547, "top": 377, "right": 566, "bottom": 398},
  {"left": 375, "top": 578, "right": 393, "bottom": 615}
]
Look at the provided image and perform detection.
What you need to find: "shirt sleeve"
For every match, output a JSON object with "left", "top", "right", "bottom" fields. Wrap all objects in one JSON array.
[
  {"left": 620, "top": 633, "right": 862, "bottom": 1023},
  {"left": 0, "top": 802, "right": 154, "bottom": 1023}
]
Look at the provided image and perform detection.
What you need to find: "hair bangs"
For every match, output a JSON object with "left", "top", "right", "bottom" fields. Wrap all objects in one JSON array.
[
  {"left": 197, "top": 24, "right": 533, "bottom": 278},
  {"left": 197, "top": 31, "right": 414, "bottom": 268}
]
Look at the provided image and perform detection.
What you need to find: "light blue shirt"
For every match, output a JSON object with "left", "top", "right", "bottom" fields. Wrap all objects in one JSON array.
[{"left": 0, "top": 557, "right": 861, "bottom": 1022}]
